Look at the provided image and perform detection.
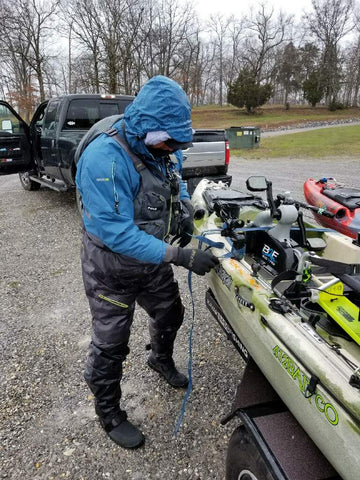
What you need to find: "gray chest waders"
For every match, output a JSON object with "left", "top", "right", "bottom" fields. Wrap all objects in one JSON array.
[{"left": 82, "top": 129, "right": 185, "bottom": 421}]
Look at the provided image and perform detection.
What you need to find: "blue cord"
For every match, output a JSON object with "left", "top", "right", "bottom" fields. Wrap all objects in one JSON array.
[
  {"left": 174, "top": 231, "right": 234, "bottom": 436},
  {"left": 174, "top": 270, "right": 195, "bottom": 436}
]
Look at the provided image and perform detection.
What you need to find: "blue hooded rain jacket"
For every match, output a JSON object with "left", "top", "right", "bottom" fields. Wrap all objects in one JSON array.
[{"left": 75, "top": 76, "right": 192, "bottom": 264}]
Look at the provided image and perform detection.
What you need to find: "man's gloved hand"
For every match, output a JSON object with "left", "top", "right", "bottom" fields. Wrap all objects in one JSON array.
[
  {"left": 172, "top": 198, "right": 194, "bottom": 247},
  {"left": 164, "top": 246, "right": 219, "bottom": 276}
]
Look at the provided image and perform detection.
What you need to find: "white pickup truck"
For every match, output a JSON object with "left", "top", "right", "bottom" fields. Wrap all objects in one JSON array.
[{"left": 182, "top": 129, "right": 231, "bottom": 195}]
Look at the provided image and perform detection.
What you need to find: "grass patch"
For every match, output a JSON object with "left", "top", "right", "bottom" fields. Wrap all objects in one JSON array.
[
  {"left": 233, "top": 125, "right": 360, "bottom": 158},
  {"left": 191, "top": 104, "right": 360, "bottom": 129}
]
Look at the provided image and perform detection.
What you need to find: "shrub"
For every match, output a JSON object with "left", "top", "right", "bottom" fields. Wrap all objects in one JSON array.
[
  {"left": 228, "top": 69, "right": 273, "bottom": 114},
  {"left": 328, "top": 101, "right": 348, "bottom": 111},
  {"left": 303, "top": 72, "right": 325, "bottom": 107}
]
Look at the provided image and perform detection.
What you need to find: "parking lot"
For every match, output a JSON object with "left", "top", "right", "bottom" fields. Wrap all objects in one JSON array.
[{"left": 1, "top": 155, "right": 359, "bottom": 479}]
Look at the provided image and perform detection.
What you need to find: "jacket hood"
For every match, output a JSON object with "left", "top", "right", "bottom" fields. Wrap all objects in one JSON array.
[{"left": 122, "top": 76, "right": 192, "bottom": 156}]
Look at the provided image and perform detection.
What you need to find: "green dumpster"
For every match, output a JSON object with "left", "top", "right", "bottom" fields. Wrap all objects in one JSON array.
[{"left": 226, "top": 126, "right": 261, "bottom": 149}]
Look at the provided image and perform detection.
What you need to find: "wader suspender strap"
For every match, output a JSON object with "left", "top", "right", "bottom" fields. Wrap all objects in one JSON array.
[{"left": 106, "top": 127, "right": 146, "bottom": 173}]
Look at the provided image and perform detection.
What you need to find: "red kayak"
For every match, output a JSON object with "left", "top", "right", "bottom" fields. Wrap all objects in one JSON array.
[{"left": 303, "top": 177, "right": 360, "bottom": 239}]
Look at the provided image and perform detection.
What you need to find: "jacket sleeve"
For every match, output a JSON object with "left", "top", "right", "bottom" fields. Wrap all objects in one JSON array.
[{"left": 76, "top": 137, "right": 168, "bottom": 264}]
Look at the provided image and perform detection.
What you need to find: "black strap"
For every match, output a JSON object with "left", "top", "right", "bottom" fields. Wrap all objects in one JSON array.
[
  {"left": 271, "top": 270, "right": 298, "bottom": 291},
  {"left": 309, "top": 256, "right": 360, "bottom": 276},
  {"left": 339, "top": 274, "right": 360, "bottom": 293},
  {"left": 106, "top": 127, "right": 146, "bottom": 173}
]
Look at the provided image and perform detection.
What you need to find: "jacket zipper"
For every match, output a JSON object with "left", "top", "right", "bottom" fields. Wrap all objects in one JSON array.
[
  {"left": 165, "top": 193, "right": 173, "bottom": 238},
  {"left": 98, "top": 294, "right": 128, "bottom": 309},
  {"left": 111, "top": 161, "right": 120, "bottom": 214}
]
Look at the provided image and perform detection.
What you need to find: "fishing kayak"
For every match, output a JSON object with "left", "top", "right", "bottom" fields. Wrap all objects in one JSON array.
[
  {"left": 303, "top": 177, "right": 360, "bottom": 239},
  {"left": 192, "top": 177, "right": 360, "bottom": 480}
]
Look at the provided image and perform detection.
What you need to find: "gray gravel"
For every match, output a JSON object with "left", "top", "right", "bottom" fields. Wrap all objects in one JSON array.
[
  {"left": 261, "top": 117, "right": 360, "bottom": 135},
  {"left": 0, "top": 174, "right": 241, "bottom": 480},
  {"left": 1, "top": 154, "right": 359, "bottom": 480}
]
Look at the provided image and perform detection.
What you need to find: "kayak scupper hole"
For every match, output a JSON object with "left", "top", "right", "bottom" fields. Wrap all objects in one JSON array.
[{"left": 335, "top": 208, "right": 346, "bottom": 219}]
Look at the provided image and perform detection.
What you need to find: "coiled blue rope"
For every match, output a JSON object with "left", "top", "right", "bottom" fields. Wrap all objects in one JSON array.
[
  {"left": 174, "top": 234, "right": 225, "bottom": 436},
  {"left": 173, "top": 270, "right": 195, "bottom": 436}
]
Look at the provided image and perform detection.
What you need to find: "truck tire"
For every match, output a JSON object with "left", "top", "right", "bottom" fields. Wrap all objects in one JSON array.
[
  {"left": 226, "top": 426, "right": 274, "bottom": 480},
  {"left": 18, "top": 172, "right": 41, "bottom": 191}
]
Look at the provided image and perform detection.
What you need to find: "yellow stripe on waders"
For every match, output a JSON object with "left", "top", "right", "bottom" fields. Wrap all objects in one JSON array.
[{"left": 98, "top": 294, "right": 128, "bottom": 309}]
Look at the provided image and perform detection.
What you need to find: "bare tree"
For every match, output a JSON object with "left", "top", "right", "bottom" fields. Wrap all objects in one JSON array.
[
  {"left": 0, "top": 0, "right": 37, "bottom": 116},
  {"left": 225, "top": 16, "right": 246, "bottom": 87},
  {"left": 175, "top": 26, "right": 218, "bottom": 105},
  {"left": 139, "top": 0, "right": 198, "bottom": 81},
  {"left": 242, "top": 3, "right": 293, "bottom": 83},
  {"left": 61, "top": 0, "right": 102, "bottom": 93},
  {"left": 11, "top": 0, "right": 60, "bottom": 101},
  {"left": 304, "top": 0, "right": 354, "bottom": 106},
  {"left": 3, "top": 0, "right": 360, "bottom": 109},
  {"left": 349, "top": 6, "right": 360, "bottom": 105},
  {"left": 207, "top": 15, "right": 232, "bottom": 106}
]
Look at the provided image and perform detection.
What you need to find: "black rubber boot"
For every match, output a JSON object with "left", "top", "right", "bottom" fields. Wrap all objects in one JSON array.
[
  {"left": 147, "top": 299, "right": 188, "bottom": 388},
  {"left": 84, "top": 342, "right": 127, "bottom": 417},
  {"left": 147, "top": 352, "right": 189, "bottom": 388},
  {"left": 84, "top": 342, "right": 144, "bottom": 447},
  {"left": 96, "top": 407, "right": 145, "bottom": 449}
]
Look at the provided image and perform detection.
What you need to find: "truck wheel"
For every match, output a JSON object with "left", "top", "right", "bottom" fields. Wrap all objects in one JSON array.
[
  {"left": 18, "top": 172, "right": 41, "bottom": 191},
  {"left": 226, "top": 426, "right": 274, "bottom": 480}
]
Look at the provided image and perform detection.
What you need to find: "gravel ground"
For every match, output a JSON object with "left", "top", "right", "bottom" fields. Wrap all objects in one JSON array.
[
  {"left": 0, "top": 174, "right": 241, "bottom": 480},
  {"left": 1, "top": 154, "right": 359, "bottom": 480}
]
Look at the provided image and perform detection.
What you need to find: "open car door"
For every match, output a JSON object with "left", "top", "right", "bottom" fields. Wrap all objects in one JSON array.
[{"left": 0, "top": 101, "right": 32, "bottom": 175}]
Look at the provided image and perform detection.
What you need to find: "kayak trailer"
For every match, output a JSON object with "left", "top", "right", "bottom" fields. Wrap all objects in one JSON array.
[{"left": 207, "top": 289, "right": 341, "bottom": 480}]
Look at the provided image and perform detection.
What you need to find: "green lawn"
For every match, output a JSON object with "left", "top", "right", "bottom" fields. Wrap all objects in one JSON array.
[
  {"left": 191, "top": 104, "right": 360, "bottom": 129},
  {"left": 232, "top": 125, "right": 360, "bottom": 158}
]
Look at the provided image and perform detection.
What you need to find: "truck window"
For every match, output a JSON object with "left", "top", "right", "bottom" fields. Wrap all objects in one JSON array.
[
  {"left": 0, "top": 104, "right": 25, "bottom": 135},
  {"left": 63, "top": 99, "right": 131, "bottom": 130},
  {"left": 43, "top": 100, "right": 60, "bottom": 135},
  {"left": 193, "top": 131, "right": 225, "bottom": 143},
  {"left": 99, "top": 103, "right": 120, "bottom": 119}
]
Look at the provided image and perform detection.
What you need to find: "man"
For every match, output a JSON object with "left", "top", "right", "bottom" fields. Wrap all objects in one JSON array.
[{"left": 76, "top": 76, "right": 218, "bottom": 449}]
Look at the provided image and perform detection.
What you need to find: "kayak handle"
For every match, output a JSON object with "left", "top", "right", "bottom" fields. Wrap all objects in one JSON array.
[{"left": 277, "top": 194, "right": 335, "bottom": 218}]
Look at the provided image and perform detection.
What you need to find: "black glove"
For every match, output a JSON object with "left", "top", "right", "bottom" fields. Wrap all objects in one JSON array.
[
  {"left": 172, "top": 198, "right": 194, "bottom": 248},
  {"left": 164, "top": 246, "right": 219, "bottom": 276}
]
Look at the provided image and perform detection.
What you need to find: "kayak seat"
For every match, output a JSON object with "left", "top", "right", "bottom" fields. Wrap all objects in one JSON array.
[
  {"left": 203, "top": 188, "right": 266, "bottom": 215},
  {"left": 307, "top": 237, "right": 327, "bottom": 252},
  {"left": 323, "top": 186, "right": 360, "bottom": 211}
]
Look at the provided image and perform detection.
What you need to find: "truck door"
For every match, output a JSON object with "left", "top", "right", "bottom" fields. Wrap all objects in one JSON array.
[
  {"left": 0, "top": 101, "right": 32, "bottom": 176},
  {"left": 40, "top": 99, "right": 61, "bottom": 177}
]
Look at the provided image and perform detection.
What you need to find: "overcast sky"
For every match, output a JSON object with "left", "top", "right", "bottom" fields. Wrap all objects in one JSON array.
[{"left": 192, "top": 0, "right": 314, "bottom": 20}]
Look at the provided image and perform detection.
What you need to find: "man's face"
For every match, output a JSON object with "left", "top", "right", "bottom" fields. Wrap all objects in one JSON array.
[
  {"left": 152, "top": 141, "right": 174, "bottom": 152},
  {"left": 147, "top": 141, "right": 174, "bottom": 158}
]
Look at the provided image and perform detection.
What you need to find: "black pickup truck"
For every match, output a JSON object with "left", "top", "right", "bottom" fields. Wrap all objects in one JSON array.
[
  {"left": 0, "top": 94, "right": 133, "bottom": 191},
  {"left": 0, "top": 95, "right": 231, "bottom": 196}
]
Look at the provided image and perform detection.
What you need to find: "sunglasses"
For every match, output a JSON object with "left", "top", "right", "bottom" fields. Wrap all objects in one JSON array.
[{"left": 164, "top": 139, "right": 193, "bottom": 151}]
